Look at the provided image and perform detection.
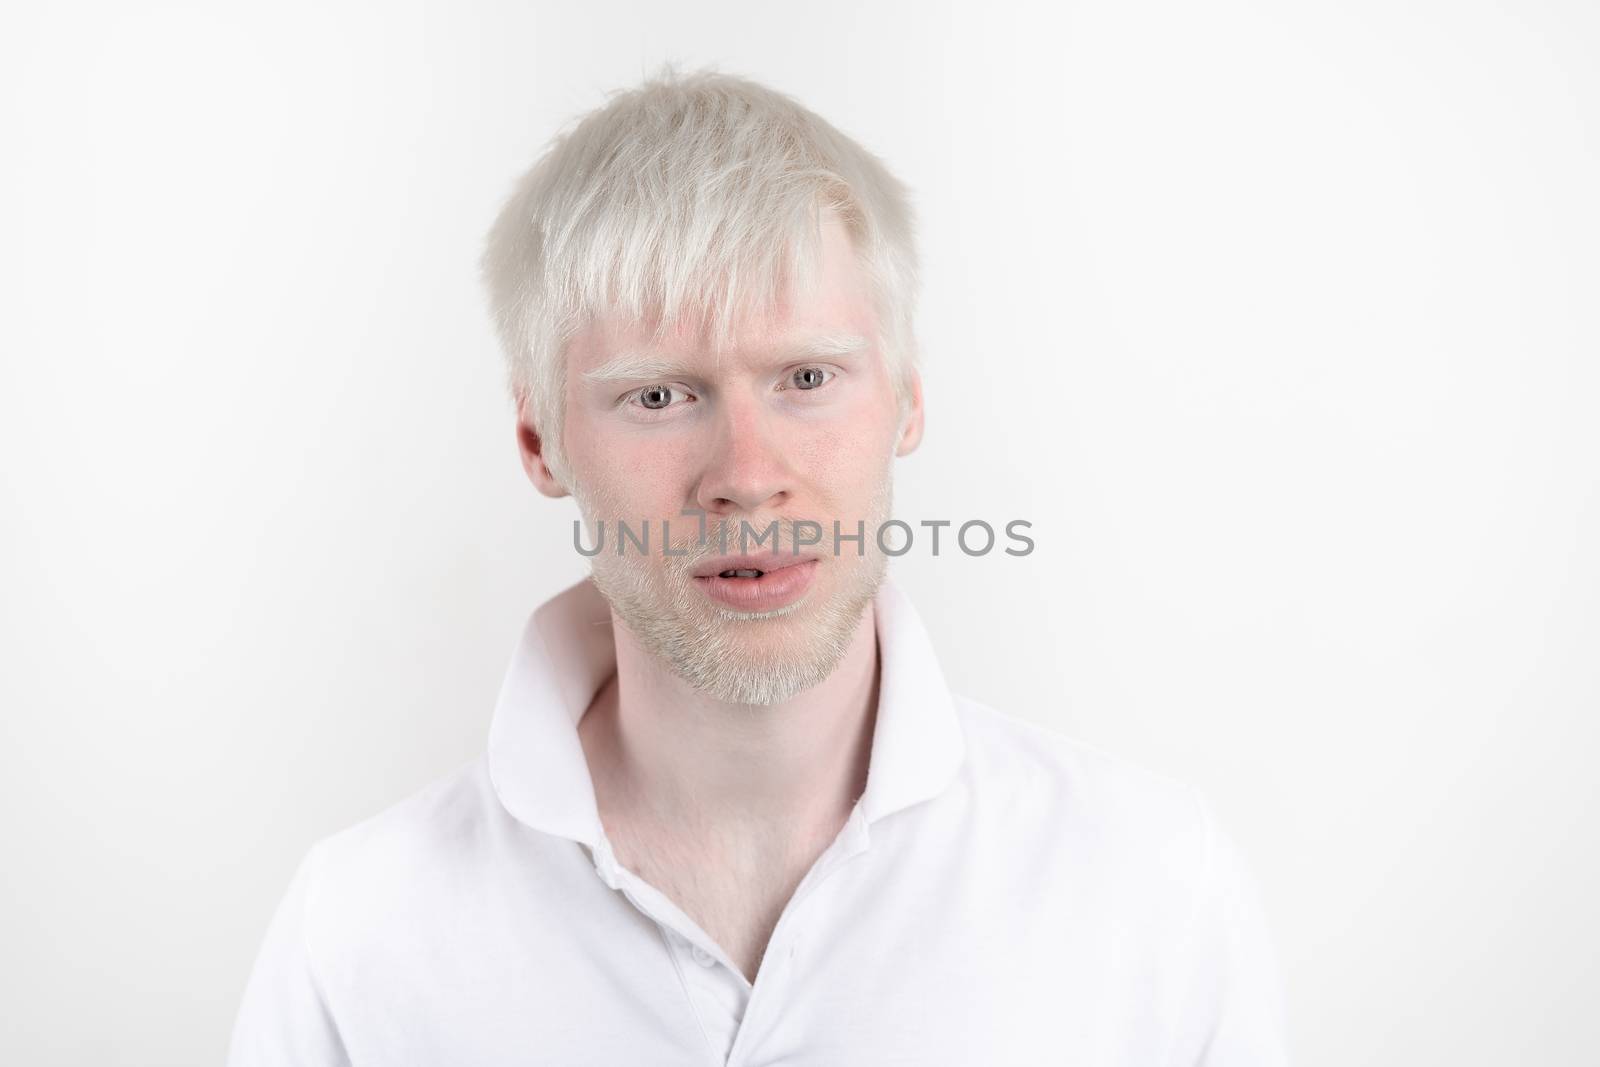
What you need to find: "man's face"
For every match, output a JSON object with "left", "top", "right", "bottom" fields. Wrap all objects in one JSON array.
[{"left": 549, "top": 214, "right": 919, "bottom": 705}]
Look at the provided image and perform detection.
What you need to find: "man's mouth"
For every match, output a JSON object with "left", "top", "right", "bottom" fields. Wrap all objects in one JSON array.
[
  {"left": 690, "top": 553, "right": 821, "bottom": 610},
  {"left": 691, "top": 552, "right": 818, "bottom": 580}
]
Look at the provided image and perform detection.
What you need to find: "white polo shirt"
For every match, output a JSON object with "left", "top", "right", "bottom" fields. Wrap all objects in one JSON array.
[{"left": 228, "top": 577, "right": 1288, "bottom": 1065}]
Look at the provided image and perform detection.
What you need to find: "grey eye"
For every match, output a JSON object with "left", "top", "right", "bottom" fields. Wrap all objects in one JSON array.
[
  {"left": 792, "top": 366, "right": 830, "bottom": 390},
  {"left": 638, "top": 385, "right": 676, "bottom": 410}
]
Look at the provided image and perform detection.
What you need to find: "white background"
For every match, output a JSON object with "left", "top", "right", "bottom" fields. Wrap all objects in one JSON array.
[{"left": 3, "top": 1, "right": 1596, "bottom": 1063}]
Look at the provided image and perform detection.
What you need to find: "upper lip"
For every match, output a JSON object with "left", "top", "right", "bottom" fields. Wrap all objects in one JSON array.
[{"left": 692, "top": 552, "right": 820, "bottom": 579}]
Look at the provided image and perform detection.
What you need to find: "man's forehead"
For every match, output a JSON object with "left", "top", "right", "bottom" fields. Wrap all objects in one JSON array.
[{"left": 570, "top": 212, "right": 879, "bottom": 378}]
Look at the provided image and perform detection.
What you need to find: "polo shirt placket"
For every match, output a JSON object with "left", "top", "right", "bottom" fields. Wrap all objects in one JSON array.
[{"left": 585, "top": 802, "right": 874, "bottom": 1065}]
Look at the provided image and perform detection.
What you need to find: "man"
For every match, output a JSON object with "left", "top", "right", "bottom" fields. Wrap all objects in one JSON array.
[{"left": 228, "top": 68, "right": 1287, "bottom": 1065}]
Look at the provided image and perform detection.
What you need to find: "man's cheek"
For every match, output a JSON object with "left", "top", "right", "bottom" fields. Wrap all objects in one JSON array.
[{"left": 619, "top": 444, "right": 696, "bottom": 499}]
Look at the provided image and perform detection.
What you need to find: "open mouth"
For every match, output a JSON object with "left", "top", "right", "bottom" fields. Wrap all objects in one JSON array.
[
  {"left": 692, "top": 553, "right": 816, "bottom": 581},
  {"left": 692, "top": 557, "right": 820, "bottom": 610}
]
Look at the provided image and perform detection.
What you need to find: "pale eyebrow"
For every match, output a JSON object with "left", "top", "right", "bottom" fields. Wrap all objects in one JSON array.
[
  {"left": 581, "top": 354, "right": 694, "bottom": 386},
  {"left": 581, "top": 333, "right": 870, "bottom": 387},
  {"left": 776, "top": 333, "right": 871, "bottom": 362}
]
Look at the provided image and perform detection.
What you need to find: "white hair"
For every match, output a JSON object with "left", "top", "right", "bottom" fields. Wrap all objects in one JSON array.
[{"left": 479, "top": 64, "right": 921, "bottom": 488}]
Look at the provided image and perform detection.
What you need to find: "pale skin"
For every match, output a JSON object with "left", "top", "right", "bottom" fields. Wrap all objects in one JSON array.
[{"left": 515, "top": 214, "right": 924, "bottom": 983}]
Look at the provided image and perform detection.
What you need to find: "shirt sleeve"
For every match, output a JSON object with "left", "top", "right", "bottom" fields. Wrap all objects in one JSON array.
[
  {"left": 227, "top": 842, "right": 352, "bottom": 1067},
  {"left": 1190, "top": 792, "right": 1291, "bottom": 1067}
]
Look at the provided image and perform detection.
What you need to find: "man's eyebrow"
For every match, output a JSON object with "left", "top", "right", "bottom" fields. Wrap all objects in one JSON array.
[
  {"left": 775, "top": 332, "right": 871, "bottom": 361},
  {"left": 582, "top": 354, "right": 694, "bottom": 386},
  {"left": 581, "top": 333, "right": 870, "bottom": 386}
]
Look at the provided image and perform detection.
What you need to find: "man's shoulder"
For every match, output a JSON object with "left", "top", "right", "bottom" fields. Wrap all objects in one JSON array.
[
  {"left": 295, "top": 757, "right": 503, "bottom": 937},
  {"left": 950, "top": 695, "right": 1212, "bottom": 870}
]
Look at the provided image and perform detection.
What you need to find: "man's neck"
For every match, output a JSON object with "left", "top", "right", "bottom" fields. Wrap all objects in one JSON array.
[{"left": 578, "top": 606, "right": 880, "bottom": 843}]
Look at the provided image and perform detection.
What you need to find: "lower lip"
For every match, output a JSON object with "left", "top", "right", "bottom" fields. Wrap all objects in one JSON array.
[{"left": 694, "top": 560, "right": 819, "bottom": 612}]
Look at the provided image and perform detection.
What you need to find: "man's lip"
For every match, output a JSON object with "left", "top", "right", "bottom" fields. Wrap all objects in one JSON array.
[{"left": 691, "top": 553, "right": 820, "bottom": 579}]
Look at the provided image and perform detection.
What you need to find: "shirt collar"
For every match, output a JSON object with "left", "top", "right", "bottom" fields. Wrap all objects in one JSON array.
[{"left": 486, "top": 576, "right": 967, "bottom": 845}]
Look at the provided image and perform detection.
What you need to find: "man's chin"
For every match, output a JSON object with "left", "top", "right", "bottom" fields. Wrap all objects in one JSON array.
[{"left": 592, "top": 561, "right": 882, "bottom": 706}]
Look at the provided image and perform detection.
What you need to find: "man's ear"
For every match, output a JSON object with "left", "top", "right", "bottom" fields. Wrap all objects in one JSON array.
[
  {"left": 894, "top": 369, "right": 925, "bottom": 457},
  {"left": 514, "top": 392, "right": 570, "bottom": 499}
]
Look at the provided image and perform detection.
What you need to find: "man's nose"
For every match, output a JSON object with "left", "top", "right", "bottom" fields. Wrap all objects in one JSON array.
[{"left": 693, "top": 391, "right": 795, "bottom": 516}]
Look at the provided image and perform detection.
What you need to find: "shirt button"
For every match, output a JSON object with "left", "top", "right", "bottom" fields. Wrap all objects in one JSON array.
[{"left": 690, "top": 944, "right": 715, "bottom": 967}]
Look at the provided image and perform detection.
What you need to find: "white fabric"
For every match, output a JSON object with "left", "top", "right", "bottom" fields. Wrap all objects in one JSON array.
[{"left": 228, "top": 577, "right": 1288, "bottom": 1065}]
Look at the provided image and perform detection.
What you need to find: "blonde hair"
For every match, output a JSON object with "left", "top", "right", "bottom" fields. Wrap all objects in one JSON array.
[{"left": 479, "top": 64, "right": 921, "bottom": 486}]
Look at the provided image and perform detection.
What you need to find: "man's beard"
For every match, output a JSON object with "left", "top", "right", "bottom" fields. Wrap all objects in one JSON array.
[{"left": 574, "top": 477, "right": 892, "bottom": 706}]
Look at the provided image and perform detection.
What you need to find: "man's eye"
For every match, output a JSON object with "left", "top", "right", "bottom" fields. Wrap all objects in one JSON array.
[
  {"left": 631, "top": 384, "right": 690, "bottom": 411},
  {"left": 789, "top": 366, "right": 833, "bottom": 391}
]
